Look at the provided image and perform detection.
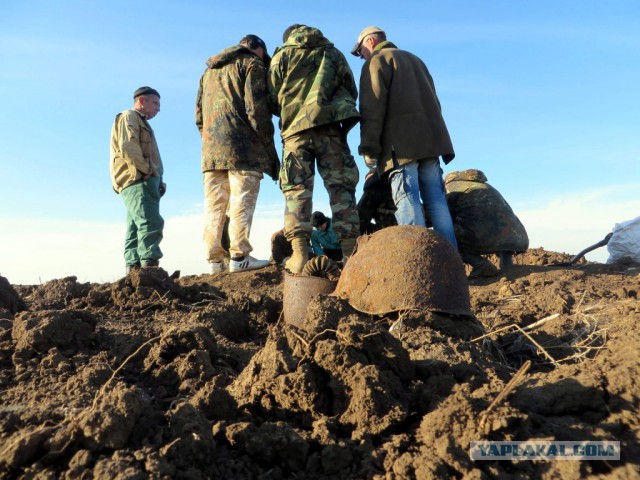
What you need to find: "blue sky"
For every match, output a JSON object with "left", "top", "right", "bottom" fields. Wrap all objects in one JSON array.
[{"left": 1, "top": 1, "right": 639, "bottom": 284}]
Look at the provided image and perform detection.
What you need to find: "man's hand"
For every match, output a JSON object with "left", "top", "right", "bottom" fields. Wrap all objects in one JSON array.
[
  {"left": 363, "top": 155, "right": 378, "bottom": 169},
  {"left": 159, "top": 182, "right": 167, "bottom": 197}
]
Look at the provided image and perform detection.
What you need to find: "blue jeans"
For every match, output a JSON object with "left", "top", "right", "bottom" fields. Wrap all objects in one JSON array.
[{"left": 389, "top": 158, "right": 458, "bottom": 248}]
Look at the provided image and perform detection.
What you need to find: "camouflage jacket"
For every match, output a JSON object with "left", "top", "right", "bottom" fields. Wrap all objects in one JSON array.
[
  {"left": 110, "top": 109, "right": 163, "bottom": 193},
  {"left": 196, "top": 45, "right": 279, "bottom": 179},
  {"left": 268, "top": 26, "right": 360, "bottom": 139},
  {"left": 445, "top": 170, "right": 529, "bottom": 253}
]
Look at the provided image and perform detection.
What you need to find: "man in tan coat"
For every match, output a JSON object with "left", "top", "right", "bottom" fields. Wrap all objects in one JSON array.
[
  {"left": 110, "top": 86, "right": 166, "bottom": 274},
  {"left": 353, "top": 27, "right": 458, "bottom": 248}
]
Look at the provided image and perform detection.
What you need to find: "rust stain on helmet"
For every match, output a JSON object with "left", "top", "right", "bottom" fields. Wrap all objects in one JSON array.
[{"left": 334, "top": 226, "right": 472, "bottom": 316}]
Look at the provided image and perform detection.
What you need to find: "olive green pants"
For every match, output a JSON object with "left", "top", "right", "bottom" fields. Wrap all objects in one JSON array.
[{"left": 120, "top": 177, "right": 164, "bottom": 266}]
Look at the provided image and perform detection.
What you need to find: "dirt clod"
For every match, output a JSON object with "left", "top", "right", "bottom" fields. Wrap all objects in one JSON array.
[{"left": 0, "top": 254, "right": 638, "bottom": 478}]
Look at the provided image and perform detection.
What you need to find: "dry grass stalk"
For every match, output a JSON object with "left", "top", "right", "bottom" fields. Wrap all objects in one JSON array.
[
  {"left": 512, "top": 325, "right": 560, "bottom": 367},
  {"left": 479, "top": 360, "right": 531, "bottom": 429},
  {"left": 522, "top": 313, "right": 561, "bottom": 331},
  {"left": 91, "top": 335, "right": 162, "bottom": 410},
  {"left": 471, "top": 311, "right": 562, "bottom": 343}
]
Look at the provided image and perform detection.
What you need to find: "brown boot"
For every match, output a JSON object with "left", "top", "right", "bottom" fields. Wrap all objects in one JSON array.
[
  {"left": 285, "top": 237, "right": 309, "bottom": 274},
  {"left": 340, "top": 237, "right": 357, "bottom": 259}
]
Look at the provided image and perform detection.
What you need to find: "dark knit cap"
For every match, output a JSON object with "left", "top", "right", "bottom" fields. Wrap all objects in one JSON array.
[
  {"left": 312, "top": 211, "right": 328, "bottom": 228},
  {"left": 240, "top": 34, "right": 271, "bottom": 64},
  {"left": 133, "top": 86, "right": 160, "bottom": 99}
]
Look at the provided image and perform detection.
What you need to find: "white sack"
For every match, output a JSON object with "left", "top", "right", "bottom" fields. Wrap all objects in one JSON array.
[{"left": 607, "top": 216, "right": 640, "bottom": 264}]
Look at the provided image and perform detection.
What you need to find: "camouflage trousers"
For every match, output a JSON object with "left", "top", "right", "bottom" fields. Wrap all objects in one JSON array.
[
  {"left": 203, "top": 170, "right": 262, "bottom": 262},
  {"left": 280, "top": 124, "right": 360, "bottom": 242}
]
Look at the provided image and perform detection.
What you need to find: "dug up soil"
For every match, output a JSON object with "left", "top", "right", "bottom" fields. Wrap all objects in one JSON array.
[{"left": 0, "top": 247, "right": 638, "bottom": 479}]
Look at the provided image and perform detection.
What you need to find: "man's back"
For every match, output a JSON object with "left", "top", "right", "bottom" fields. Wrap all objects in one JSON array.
[
  {"left": 359, "top": 41, "right": 454, "bottom": 168},
  {"left": 445, "top": 170, "right": 529, "bottom": 254},
  {"left": 268, "top": 25, "right": 359, "bottom": 138},
  {"left": 196, "top": 45, "right": 276, "bottom": 177}
]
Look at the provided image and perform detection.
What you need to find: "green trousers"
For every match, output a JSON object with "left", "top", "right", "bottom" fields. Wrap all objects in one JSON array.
[{"left": 120, "top": 177, "right": 164, "bottom": 266}]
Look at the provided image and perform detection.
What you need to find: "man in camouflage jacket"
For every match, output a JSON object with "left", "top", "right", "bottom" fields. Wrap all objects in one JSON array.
[
  {"left": 268, "top": 24, "right": 361, "bottom": 273},
  {"left": 110, "top": 86, "right": 166, "bottom": 274},
  {"left": 445, "top": 169, "right": 529, "bottom": 277},
  {"left": 196, "top": 35, "right": 279, "bottom": 274}
]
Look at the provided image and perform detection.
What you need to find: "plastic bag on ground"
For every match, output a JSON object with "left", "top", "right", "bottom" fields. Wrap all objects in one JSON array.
[{"left": 607, "top": 216, "right": 640, "bottom": 264}]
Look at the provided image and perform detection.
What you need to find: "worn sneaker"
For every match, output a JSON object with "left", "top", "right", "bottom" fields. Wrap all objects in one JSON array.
[
  {"left": 229, "top": 255, "right": 270, "bottom": 273},
  {"left": 209, "top": 261, "right": 226, "bottom": 274}
]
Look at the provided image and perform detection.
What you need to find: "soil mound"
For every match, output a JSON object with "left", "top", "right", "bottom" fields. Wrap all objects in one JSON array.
[
  {"left": 0, "top": 252, "right": 638, "bottom": 479},
  {"left": 0, "top": 275, "right": 26, "bottom": 315}
]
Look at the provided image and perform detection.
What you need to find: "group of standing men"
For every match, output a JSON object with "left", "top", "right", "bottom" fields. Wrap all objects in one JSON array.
[{"left": 110, "top": 25, "right": 460, "bottom": 275}]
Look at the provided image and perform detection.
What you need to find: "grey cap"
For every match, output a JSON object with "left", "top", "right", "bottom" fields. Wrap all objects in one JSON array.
[{"left": 351, "top": 26, "right": 385, "bottom": 56}]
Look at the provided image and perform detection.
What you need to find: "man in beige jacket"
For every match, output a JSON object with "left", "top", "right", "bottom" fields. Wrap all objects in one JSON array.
[
  {"left": 353, "top": 27, "right": 458, "bottom": 248},
  {"left": 110, "top": 86, "right": 166, "bottom": 274}
]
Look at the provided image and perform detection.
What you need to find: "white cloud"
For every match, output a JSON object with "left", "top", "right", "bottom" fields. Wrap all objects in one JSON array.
[
  {"left": 0, "top": 209, "right": 286, "bottom": 285},
  {"left": 517, "top": 183, "right": 640, "bottom": 263},
  {"left": 2, "top": 185, "right": 636, "bottom": 285}
]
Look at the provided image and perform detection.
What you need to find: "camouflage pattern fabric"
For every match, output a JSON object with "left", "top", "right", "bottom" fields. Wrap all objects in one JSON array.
[
  {"left": 445, "top": 170, "right": 529, "bottom": 254},
  {"left": 268, "top": 25, "right": 360, "bottom": 139},
  {"left": 196, "top": 45, "right": 279, "bottom": 179},
  {"left": 357, "top": 171, "right": 397, "bottom": 234},
  {"left": 446, "top": 169, "right": 487, "bottom": 183},
  {"left": 270, "top": 229, "right": 293, "bottom": 264},
  {"left": 280, "top": 124, "right": 360, "bottom": 241}
]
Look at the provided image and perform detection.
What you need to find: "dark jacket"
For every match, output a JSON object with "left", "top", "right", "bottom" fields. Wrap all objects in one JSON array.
[
  {"left": 357, "top": 171, "right": 397, "bottom": 234},
  {"left": 196, "top": 45, "right": 279, "bottom": 179},
  {"left": 359, "top": 41, "right": 454, "bottom": 173},
  {"left": 445, "top": 170, "right": 529, "bottom": 254}
]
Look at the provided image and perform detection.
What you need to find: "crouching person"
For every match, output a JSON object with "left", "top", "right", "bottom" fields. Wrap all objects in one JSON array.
[{"left": 445, "top": 169, "right": 529, "bottom": 278}]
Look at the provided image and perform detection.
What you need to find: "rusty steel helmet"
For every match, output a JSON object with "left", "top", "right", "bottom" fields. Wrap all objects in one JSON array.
[{"left": 334, "top": 226, "right": 472, "bottom": 316}]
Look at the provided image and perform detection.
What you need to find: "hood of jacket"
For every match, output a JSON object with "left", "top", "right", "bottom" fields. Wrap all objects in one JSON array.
[
  {"left": 445, "top": 169, "right": 488, "bottom": 185},
  {"left": 277, "top": 26, "right": 331, "bottom": 52},
  {"left": 206, "top": 45, "right": 257, "bottom": 69}
]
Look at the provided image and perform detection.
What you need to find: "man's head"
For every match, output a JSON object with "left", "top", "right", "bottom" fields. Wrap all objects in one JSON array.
[
  {"left": 133, "top": 86, "right": 161, "bottom": 119},
  {"left": 351, "top": 26, "right": 386, "bottom": 60},
  {"left": 282, "top": 24, "right": 305, "bottom": 43},
  {"left": 240, "top": 34, "right": 271, "bottom": 64},
  {"left": 312, "top": 211, "right": 329, "bottom": 230}
]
